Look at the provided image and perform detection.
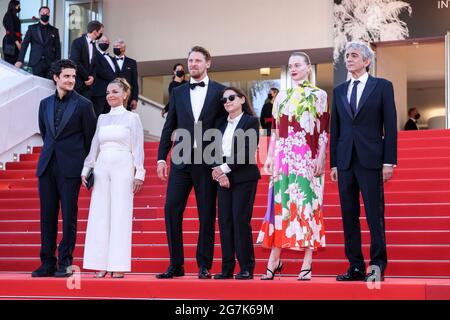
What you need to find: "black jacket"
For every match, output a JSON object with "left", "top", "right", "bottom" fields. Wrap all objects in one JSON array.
[
  {"left": 69, "top": 34, "right": 96, "bottom": 92},
  {"left": 116, "top": 56, "right": 139, "bottom": 101},
  {"left": 92, "top": 49, "right": 117, "bottom": 97}
]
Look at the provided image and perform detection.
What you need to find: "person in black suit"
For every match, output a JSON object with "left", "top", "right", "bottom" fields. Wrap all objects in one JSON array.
[
  {"left": 113, "top": 39, "right": 139, "bottom": 111},
  {"left": 156, "top": 46, "right": 227, "bottom": 279},
  {"left": 2, "top": 0, "right": 21, "bottom": 64},
  {"left": 31, "top": 59, "right": 96, "bottom": 278},
  {"left": 330, "top": 42, "right": 397, "bottom": 282},
  {"left": 15, "top": 6, "right": 61, "bottom": 78},
  {"left": 91, "top": 35, "right": 117, "bottom": 116},
  {"left": 404, "top": 108, "right": 420, "bottom": 130},
  {"left": 259, "top": 88, "right": 278, "bottom": 136},
  {"left": 212, "top": 87, "right": 260, "bottom": 280},
  {"left": 69, "top": 20, "right": 104, "bottom": 100}
]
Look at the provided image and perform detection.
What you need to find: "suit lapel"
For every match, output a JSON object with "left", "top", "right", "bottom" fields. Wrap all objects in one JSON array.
[
  {"left": 55, "top": 94, "right": 77, "bottom": 138},
  {"left": 355, "top": 75, "right": 377, "bottom": 118},
  {"left": 46, "top": 97, "right": 56, "bottom": 138},
  {"left": 339, "top": 80, "right": 353, "bottom": 119},
  {"left": 198, "top": 81, "right": 216, "bottom": 121},
  {"left": 182, "top": 85, "right": 195, "bottom": 122},
  {"left": 36, "top": 24, "right": 44, "bottom": 45}
]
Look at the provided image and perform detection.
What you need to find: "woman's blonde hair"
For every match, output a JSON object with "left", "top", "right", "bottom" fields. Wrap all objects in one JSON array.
[{"left": 109, "top": 78, "right": 132, "bottom": 106}]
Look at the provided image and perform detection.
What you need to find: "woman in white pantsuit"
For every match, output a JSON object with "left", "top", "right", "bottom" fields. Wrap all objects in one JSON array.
[{"left": 81, "top": 78, "right": 145, "bottom": 278}]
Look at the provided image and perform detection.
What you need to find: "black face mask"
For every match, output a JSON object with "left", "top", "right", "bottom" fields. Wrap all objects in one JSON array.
[
  {"left": 175, "top": 70, "right": 185, "bottom": 78},
  {"left": 16, "top": 7, "right": 21, "bottom": 13},
  {"left": 414, "top": 113, "right": 421, "bottom": 120},
  {"left": 96, "top": 32, "right": 103, "bottom": 41},
  {"left": 98, "top": 43, "right": 109, "bottom": 51},
  {"left": 268, "top": 94, "right": 273, "bottom": 100},
  {"left": 113, "top": 48, "right": 122, "bottom": 56},
  {"left": 40, "top": 15, "right": 50, "bottom": 23}
]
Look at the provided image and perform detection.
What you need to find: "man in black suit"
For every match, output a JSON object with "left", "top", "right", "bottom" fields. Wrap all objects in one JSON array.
[
  {"left": 15, "top": 6, "right": 61, "bottom": 78},
  {"left": 69, "top": 20, "right": 104, "bottom": 100},
  {"left": 404, "top": 108, "right": 420, "bottom": 130},
  {"left": 156, "top": 46, "right": 227, "bottom": 279},
  {"left": 113, "top": 39, "right": 139, "bottom": 110},
  {"left": 91, "top": 35, "right": 117, "bottom": 116},
  {"left": 330, "top": 42, "right": 397, "bottom": 282},
  {"left": 31, "top": 59, "right": 96, "bottom": 277}
]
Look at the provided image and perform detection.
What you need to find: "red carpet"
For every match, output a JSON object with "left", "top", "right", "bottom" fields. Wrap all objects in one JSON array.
[{"left": 0, "top": 129, "right": 450, "bottom": 299}]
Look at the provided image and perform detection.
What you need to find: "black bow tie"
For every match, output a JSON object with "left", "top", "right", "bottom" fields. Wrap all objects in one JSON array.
[
  {"left": 115, "top": 57, "right": 124, "bottom": 61},
  {"left": 190, "top": 81, "right": 206, "bottom": 90},
  {"left": 103, "top": 52, "right": 109, "bottom": 56},
  {"left": 90, "top": 40, "right": 95, "bottom": 44}
]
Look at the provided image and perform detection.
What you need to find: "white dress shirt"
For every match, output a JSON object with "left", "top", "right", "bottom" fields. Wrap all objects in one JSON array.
[
  {"left": 85, "top": 35, "right": 94, "bottom": 63},
  {"left": 220, "top": 112, "right": 244, "bottom": 173},
  {"left": 190, "top": 76, "right": 209, "bottom": 148},
  {"left": 115, "top": 55, "right": 125, "bottom": 71},
  {"left": 347, "top": 71, "right": 369, "bottom": 109}
]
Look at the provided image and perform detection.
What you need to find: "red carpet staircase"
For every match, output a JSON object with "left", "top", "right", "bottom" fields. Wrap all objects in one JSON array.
[{"left": 0, "top": 129, "right": 450, "bottom": 299}]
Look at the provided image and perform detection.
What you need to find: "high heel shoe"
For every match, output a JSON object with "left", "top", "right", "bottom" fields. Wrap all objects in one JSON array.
[
  {"left": 260, "top": 261, "right": 283, "bottom": 280},
  {"left": 298, "top": 267, "right": 312, "bottom": 281},
  {"left": 94, "top": 271, "right": 108, "bottom": 278},
  {"left": 111, "top": 272, "right": 124, "bottom": 278}
]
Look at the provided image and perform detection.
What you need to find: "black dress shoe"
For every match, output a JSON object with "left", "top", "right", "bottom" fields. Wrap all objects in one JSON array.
[
  {"left": 198, "top": 267, "right": 211, "bottom": 279},
  {"left": 213, "top": 272, "right": 233, "bottom": 280},
  {"left": 365, "top": 267, "right": 385, "bottom": 282},
  {"left": 336, "top": 267, "right": 366, "bottom": 281},
  {"left": 54, "top": 266, "right": 74, "bottom": 278},
  {"left": 31, "top": 265, "right": 56, "bottom": 278},
  {"left": 235, "top": 270, "right": 253, "bottom": 280},
  {"left": 156, "top": 265, "right": 185, "bottom": 279}
]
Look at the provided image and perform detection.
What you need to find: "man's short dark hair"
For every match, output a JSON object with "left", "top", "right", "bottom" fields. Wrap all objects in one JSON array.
[
  {"left": 189, "top": 46, "right": 211, "bottom": 61},
  {"left": 408, "top": 108, "right": 417, "bottom": 116},
  {"left": 50, "top": 59, "right": 77, "bottom": 84},
  {"left": 270, "top": 88, "right": 279, "bottom": 94},
  {"left": 87, "top": 20, "right": 104, "bottom": 34},
  {"left": 39, "top": 6, "right": 50, "bottom": 13}
]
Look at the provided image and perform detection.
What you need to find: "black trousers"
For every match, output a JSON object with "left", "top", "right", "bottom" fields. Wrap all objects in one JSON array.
[
  {"left": 217, "top": 180, "right": 257, "bottom": 274},
  {"left": 31, "top": 60, "right": 51, "bottom": 79},
  {"left": 91, "top": 96, "right": 110, "bottom": 117},
  {"left": 38, "top": 156, "right": 81, "bottom": 269},
  {"left": 164, "top": 164, "right": 217, "bottom": 269},
  {"left": 337, "top": 149, "right": 387, "bottom": 273}
]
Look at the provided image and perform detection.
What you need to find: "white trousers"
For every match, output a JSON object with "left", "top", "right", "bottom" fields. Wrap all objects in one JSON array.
[{"left": 83, "top": 150, "right": 134, "bottom": 272}]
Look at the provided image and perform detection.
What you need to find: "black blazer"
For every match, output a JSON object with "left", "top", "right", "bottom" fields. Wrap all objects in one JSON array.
[
  {"left": 330, "top": 75, "right": 397, "bottom": 170},
  {"left": 158, "top": 80, "right": 227, "bottom": 168},
  {"left": 69, "top": 34, "right": 96, "bottom": 92},
  {"left": 92, "top": 49, "right": 117, "bottom": 97},
  {"left": 2, "top": 12, "right": 21, "bottom": 43},
  {"left": 404, "top": 118, "right": 418, "bottom": 131},
  {"left": 117, "top": 56, "right": 139, "bottom": 101},
  {"left": 218, "top": 113, "right": 261, "bottom": 185},
  {"left": 36, "top": 91, "right": 96, "bottom": 178},
  {"left": 17, "top": 23, "right": 61, "bottom": 66}
]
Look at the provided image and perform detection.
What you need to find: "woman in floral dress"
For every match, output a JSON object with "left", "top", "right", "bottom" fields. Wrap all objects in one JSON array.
[{"left": 257, "top": 52, "right": 329, "bottom": 280}]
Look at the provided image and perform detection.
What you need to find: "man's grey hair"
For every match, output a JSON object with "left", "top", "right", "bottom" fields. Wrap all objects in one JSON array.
[
  {"left": 345, "top": 41, "right": 374, "bottom": 64},
  {"left": 114, "top": 38, "right": 126, "bottom": 48}
]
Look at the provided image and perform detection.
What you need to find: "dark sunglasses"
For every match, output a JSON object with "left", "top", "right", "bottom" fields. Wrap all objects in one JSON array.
[{"left": 220, "top": 94, "right": 240, "bottom": 104}]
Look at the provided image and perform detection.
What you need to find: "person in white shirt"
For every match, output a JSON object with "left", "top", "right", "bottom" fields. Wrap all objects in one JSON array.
[
  {"left": 81, "top": 78, "right": 145, "bottom": 278},
  {"left": 211, "top": 87, "right": 261, "bottom": 280}
]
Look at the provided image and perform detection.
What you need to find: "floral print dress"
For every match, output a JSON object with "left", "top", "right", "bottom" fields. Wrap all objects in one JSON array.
[{"left": 257, "top": 81, "right": 329, "bottom": 250}]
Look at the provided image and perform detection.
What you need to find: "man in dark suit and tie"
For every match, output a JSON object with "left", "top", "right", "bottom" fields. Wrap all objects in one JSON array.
[
  {"left": 15, "top": 6, "right": 61, "bottom": 78},
  {"left": 69, "top": 20, "right": 104, "bottom": 100},
  {"left": 113, "top": 39, "right": 139, "bottom": 111},
  {"left": 330, "top": 42, "right": 397, "bottom": 282},
  {"left": 91, "top": 35, "right": 117, "bottom": 116},
  {"left": 156, "top": 46, "right": 227, "bottom": 279},
  {"left": 31, "top": 59, "right": 96, "bottom": 277}
]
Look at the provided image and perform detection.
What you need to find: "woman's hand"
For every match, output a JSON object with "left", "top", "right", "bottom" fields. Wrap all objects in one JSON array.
[
  {"left": 263, "top": 157, "right": 274, "bottom": 175},
  {"left": 133, "top": 179, "right": 144, "bottom": 194},
  {"left": 81, "top": 175, "right": 88, "bottom": 188},
  {"left": 15, "top": 41, "right": 21, "bottom": 50},
  {"left": 212, "top": 167, "right": 224, "bottom": 181},
  {"left": 313, "top": 154, "right": 326, "bottom": 177},
  {"left": 218, "top": 174, "right": 230, "bottom": 189}
]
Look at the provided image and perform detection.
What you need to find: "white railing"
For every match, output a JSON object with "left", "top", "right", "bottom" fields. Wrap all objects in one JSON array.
[{"left": 135, "top": 94, "right": 165, "bottom": 141}]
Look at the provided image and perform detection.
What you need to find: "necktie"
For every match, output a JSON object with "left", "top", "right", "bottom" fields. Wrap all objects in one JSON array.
[
  {"left": 350, "top": 80, "right": 360, "bottom": 116},
  {"left": 190, "top": 81, "right": 205, "bottom": 90}
]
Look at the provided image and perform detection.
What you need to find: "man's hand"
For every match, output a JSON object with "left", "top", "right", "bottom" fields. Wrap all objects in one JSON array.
[
  {"left": 212, "top": 167, "right": 224, "bottom": 181},
  {"left": 14, "top": 61, "right": 23, "bottom": 68},
  {"left": 133, "top": 179, "right": 144, "bottom": 193},
  {"left": 84, "top": 76, "right": 94, "bottom": 86},
  {"left": 383, "top": 166, "right": 394, "bottom": 182},
  {"left": 218, "top": 174, "right": 230, "bottom": 189},
  {"left": 157, "top": 162, "right": 168, "bottom": 181},
  {"left": 330, "top": 167, "right": 338, "bottom": 182},
  {"left": 130, "top": 100, "right": 138, "bottom": 110}
]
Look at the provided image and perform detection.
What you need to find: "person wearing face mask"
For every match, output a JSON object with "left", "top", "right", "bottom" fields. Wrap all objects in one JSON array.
[
  {"left": 259, "top": 88, "right": 279, "bottom": 136},
  {"left": 113, "top": 39, "right": 139, "bottom": 111},
  {"left": 69, "top": 20, "right": 104, "bottom": 100},
  {"left": 162, "top": 63, "right": 187, "bottom": 117},
  {"left": 257, "top": 52, "right": 329, "bottom": 281},
  {"left": 91, "top": 35, "right": 118, "bottom": 116},
  {"left": 2, "top": 0, "right": 22, "bottom": 64},
  {"left": 404, "top": 108, "right": 420, "bottom": 131},
  {"left": 15, "top": 6, "right": 61, "bottom": 79}
]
